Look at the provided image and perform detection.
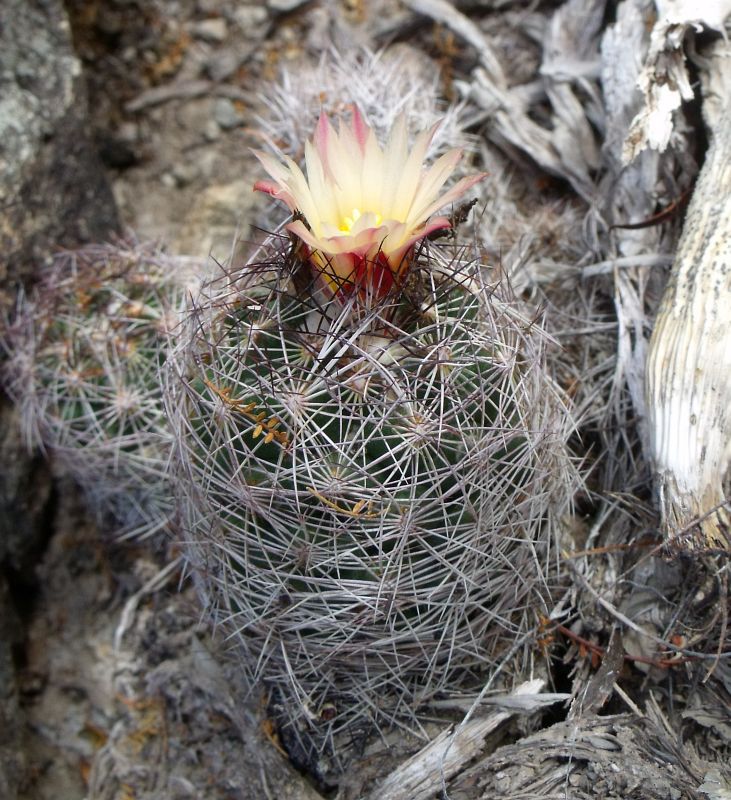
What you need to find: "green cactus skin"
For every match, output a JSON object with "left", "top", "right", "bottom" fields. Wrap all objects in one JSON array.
[{"left": 170, "top": 235, "right": 576, "bottom": 760}]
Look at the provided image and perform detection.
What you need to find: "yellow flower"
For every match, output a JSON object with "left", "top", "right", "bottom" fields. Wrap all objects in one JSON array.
[{"left": 253, "top": 106, "right": 486, "bottom": 300}]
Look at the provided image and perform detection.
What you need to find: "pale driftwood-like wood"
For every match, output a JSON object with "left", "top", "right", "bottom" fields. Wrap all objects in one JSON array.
[
  {"left": 624, "top": 0, "right": 731, "bottom": 162},
  {"left": 408, "top": 0, "right": 604, "bottom": 201},
  {"left": 364, "top": 680, "right": 554, "bottom": 800},
  {"left": 645, "top": 43, "right": 731, "bottom": 550}
]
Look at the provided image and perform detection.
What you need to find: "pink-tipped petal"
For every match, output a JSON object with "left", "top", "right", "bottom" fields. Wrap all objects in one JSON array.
[
  {"left": 411, "top": 216, "right": 451, "bottom": 242},
  {"left": 361, "top": 131, "right": 385, "bottom": 212},
  {"left": 380, "top": 115, "right": 408, "bottom": 215},
  {"left": 253, "top": 179, "right": 279, "bottom": 196},
  {"left": 410, "top": 172, "right": 487, "bottom": 225},
  {"left": 385, "top": 217, "right": 450, "bottom": 273},
  {"left": 288, "top": 222, "right": 374, "bottom": 257},
  {"left": 280, "top": 154, "right": 322, "bottom": 233},
  {"left": 390, "top": 121, "right": 441, "bottom": 221},
  {"left": 304, "top": 140, "right": 338, "bottom": 223},
  {"left": 314, "top": 112, "right": 337, "bottom": 180},
  {"left": 319, "top": 251, "right": 359, "bottom": 295},
  {"left": 350, "top": 105, "right": 369, "bottom": 153},
  {"left": 399, "top": 216, "right": 450, "bottom": 253},
  {"left": 407, "top": 149, "right": 464, "bottom": 222},
  {"left": 324, "top": 230, "right": 378, "bottom": 256},
  {"left": 251, "top": 149, "right": 293, "bottom": 188},
  {"left": 253, "top": 179, "right": 298, "bottom": 211}
]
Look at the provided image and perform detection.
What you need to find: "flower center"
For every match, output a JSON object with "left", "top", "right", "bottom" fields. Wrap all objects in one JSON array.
[{"left": 339, "top": 208, "right": 382, "bottom": 234}]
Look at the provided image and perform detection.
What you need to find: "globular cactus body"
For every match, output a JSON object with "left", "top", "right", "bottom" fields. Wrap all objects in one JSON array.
[
  {"left": 169, "top": 236, "right": 575, "bottom": 751},
  {"left": 2, "top": 243, "right": 193, "bottom": 538}
]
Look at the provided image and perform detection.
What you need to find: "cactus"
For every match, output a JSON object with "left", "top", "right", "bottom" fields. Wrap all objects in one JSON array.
[
  {"left": 1, "top": 241, "right": 198, "bottom": 538},
  {"left": 0, "top": 87, "right": 578, "bottom": 770},
  {"left": 168, "top": 230, "right": 577, "bottom": 762}
]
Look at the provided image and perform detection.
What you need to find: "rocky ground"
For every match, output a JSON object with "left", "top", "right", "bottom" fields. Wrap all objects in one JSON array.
[{"left": 2, "top": 0, "right": 730, "bottom": 799}]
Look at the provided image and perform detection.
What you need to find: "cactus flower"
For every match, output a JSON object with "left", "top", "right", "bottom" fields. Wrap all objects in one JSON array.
[{"left": 253, "top": 107, "right": 486, "bottom": 299}]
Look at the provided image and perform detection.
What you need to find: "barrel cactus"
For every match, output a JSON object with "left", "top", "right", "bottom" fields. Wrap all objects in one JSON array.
[
  {"left": 168, "top": 109, "right": 577, "bottom": 763},
  {"left": 2, "top": 242, "right": 194, "bottom": 538}
]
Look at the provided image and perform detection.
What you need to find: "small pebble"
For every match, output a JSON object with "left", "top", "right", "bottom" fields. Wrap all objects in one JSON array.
[
  {"left": 203, "top": 119, "right": 221, "bottom": 142},
  {"left": 172, "top": 162, "right": 198, "bottom": 187},
  {"left": 233, "top": 6, "right": 269, "bottom": 32},
  {"left": 191, "top": 18, "right": 228, "bottom": 43},
  {"left": 267, "top": 0, "right": 308, "bottom": 11},
  {"left": 205, "top": 50, "right": 242, "bottom": 82},
  {"left": 213, "top": 97, "right": 243, "bottom": 130},
  {"left": 161, "top": 172, "right": 176, "bottom": 189}
]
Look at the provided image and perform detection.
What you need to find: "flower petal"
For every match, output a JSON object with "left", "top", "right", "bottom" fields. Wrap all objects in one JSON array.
[
  {"left": 286, "top": 220, "right": 326, "bottom": 251},
  {"left": 328, "top": 122, "right": 364, "bottom": 217},
  {"left": 409, "top": 172, "right": 487, "bottom": 225},
  {"left": 380, "top": 114, "right": 408, "bottom": 216},
  {"left": 313, "top": 112, "right": 334, "bottom": 177},
  {"left": 407, "top": 149, "right": 463, "bottom": 224},
  {"left": 350, "top": 105, "right": 369, "bottom": 153},
  {"left": 304, "top": 139, "right": 338, "bottom": 224},
  {"left": 280, "top": 154, "right": 323, "bottom": 234},
  {"left": 251, "top": 149, "right": 294, "bottom": 192},
  {"left": 253, "top": 179, "right": 297, "bottom": 211},
  {"left": 360, "top": 127, "right": 385, "bottom": 212},
  {"left": 390, "top": 121, "right": 440, "bottom": 221}
]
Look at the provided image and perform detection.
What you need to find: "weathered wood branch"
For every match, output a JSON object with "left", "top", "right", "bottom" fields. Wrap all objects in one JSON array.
[
  {"left": 363, "top": 679, "right": 569, "bottom": 800},
  {"left": 645, "top": 38, "right": 731, "bottom": 550}
]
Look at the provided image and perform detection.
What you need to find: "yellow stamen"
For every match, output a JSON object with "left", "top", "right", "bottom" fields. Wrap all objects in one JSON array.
[{"left": 339, "top": 208, "right": 382, "bottom": 233}]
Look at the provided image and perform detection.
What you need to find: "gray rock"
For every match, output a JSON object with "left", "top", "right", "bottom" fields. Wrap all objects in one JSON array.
[
  {"left": 205, "top": 49, "right": 244, "bottom": 82},
  {"left": 233, "top": 5, "right": 270, "bottom": 33},
  {"left": 0, "top": 0, "right": 119, "bottom": 298},
  {"left": 0, "top": 2, "right": 119, "bottom": 797},
  {"left": 161, "top": 172, "right": 178, "bottom": 189},
  {"left": 191, "top": 17, "right": 229, "bottom": 43},
  {"left": 172, "top": 162, "right": 199, "bottom": 187},
  {"left": 267, "top": 0, "right": 310, "bottom": 12},
  {"left": 213, "top": 97, "right": 244, "bottom": 129},
  {"left": 203, "top": 118, "right": 222, "bottom": 141},
  {"left": 196, "top": 0, "right": 223, "bottom": 14}
]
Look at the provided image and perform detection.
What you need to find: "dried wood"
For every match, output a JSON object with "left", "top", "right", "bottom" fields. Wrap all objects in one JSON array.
[
  {"left": 699, "top": 770, "right": 731, "bottom": 800},
  {"left": 368, "top": 680, "right": 544, "bottom": 800},
  {"left": 364, "top": 679, "right": 559, "bottom": 800},
  {"left": 125, "top": 80, "right": 253, "bottom": 113},
  {"left": 403, "top": 0, "right": 505, "bottom": 77},
  {"left": 449, "top": 713, "right": 722, "bottom": 799},
  {"left": 624, "top": 0, "right": 731, "bottom": 161},
  {"left": 645, "top": 35, "right": 731, "bottom": 549},
  {"left": 412, "top": 0, "right": 606, "bottom": 200},
  {"left": 595, "top": 0, "right": 678, "bottom": 448}
]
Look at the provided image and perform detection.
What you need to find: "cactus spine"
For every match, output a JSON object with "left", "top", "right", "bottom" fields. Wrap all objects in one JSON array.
[
  {"left": 2, "top": 242, "right": 195, "bottom": 538},
  {"left": 168, "top": 232, "right": 575, "bottom": 757}
]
